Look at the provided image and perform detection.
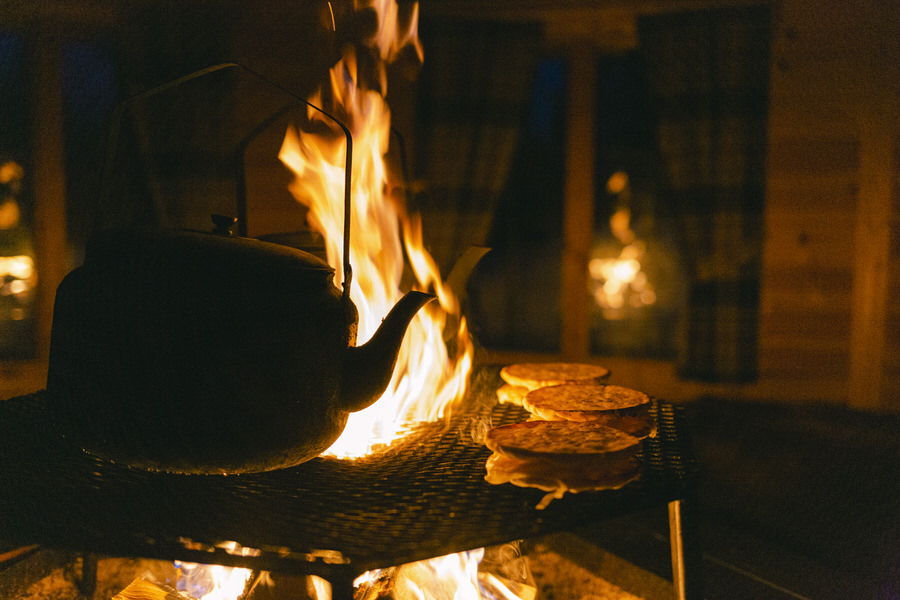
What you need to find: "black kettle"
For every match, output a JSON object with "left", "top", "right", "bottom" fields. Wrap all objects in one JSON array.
[{"left": 46, "top": 64, "right": 432, "bottom": 473}]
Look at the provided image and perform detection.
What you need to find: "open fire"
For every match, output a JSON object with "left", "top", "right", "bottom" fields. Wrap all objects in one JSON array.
[
  {"left": 279, "top": 0, "right": 473, "bottom": 459},
  {"left": 164, "top": 1, "right": 489, "bottom": 598}
]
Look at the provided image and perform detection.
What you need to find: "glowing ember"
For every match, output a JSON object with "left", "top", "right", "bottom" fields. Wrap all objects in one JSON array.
[
  {"left": 279, "top": 0, "right": 473, "bottom": 457},
  {"left": 356, "top": 549, "right": 484, "bottom": 600},
  {"left": 353, "top": 547, "right": 534, "bottom": 600},
  {"left": 174, "top": 543, "right": 255, "bottom": 600}
]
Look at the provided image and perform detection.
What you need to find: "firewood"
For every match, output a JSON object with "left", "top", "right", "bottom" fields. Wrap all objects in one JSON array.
[{"left": 112, "top": 578, "right": 194, "bottom": 600}]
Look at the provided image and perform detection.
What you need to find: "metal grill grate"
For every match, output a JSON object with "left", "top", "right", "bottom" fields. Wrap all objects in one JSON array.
[{"left": 0, "top": 374, "right": 696, "bottom": 575}]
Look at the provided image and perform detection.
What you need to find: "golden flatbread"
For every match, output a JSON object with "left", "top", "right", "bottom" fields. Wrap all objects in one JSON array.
[
  {"left": 484, "top": 420, "right": 642, "bottom": 509},
  {"left": 485, "top": 419, "right": 640, "bottom": 461},
  {"left": 499, "top": 362, "right": 610, "bottom": 391},
  {"left": 522, "top": 383, "right": 655, "bottom": 438},
  {"left": 496, "top": 383, "right": 529, "bottom": 406}
]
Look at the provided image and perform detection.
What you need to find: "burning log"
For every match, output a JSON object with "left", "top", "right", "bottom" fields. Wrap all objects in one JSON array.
[{"left": 113, "top": 579, "right": 193, "bottom": 600}]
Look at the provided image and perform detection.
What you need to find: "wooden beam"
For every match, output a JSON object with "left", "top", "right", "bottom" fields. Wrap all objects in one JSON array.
[
  {"left": 560, "top": 47, "right": 595, "bottom": 360},
  {"left": 847, "top": 1, "right": 900, "bottom": 411},
  {"left": 30, "top": 30, "right": 69, "bottom": 362},
  {"left": 848, "top": 101, "right": 897, "bottom": 411}
]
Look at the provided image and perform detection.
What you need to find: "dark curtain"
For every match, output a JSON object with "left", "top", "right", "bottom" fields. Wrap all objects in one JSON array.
[
  {"left": 413, "top": 20, "right": 542, "bottom": 273},
  {"left": 639, "top": 6, "right": 771, "bottom": 382},
  {"left": 469, "top": 57, "right": 568, "bottom": 352}
]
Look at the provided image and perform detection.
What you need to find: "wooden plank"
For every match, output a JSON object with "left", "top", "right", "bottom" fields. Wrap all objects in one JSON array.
[
  {"left": 758, "top": 347, "right": 850, "bottom": 378},
  {"left": 761, "top": 288, "right": 852, "bottom": 314},
  {"left": 848, "top": 89, "right": 898, "bottom": 411},
  {"left": 0, "top": 362, "right": 46, "bottom": 399},
  {"left": 765, "top": 103, "right": 858, "bottom": 138},
  {"left": 30, "top": 31, "right": 69, "bottom": 362},
  {"left": 761, "top": 209, "right": 856, "bottom": 269},
  {"left": 765, "top": 137, "right": 859, "bottom": 176},
  {"left": 764, "top": 184, "right": 857, "bottom": 210},
  {"left": 761, "top": 266, "right": 853, "bottom": 295},
  {"left": 746, "top": 376, "right": 849, "bottom": 404},
  {"left": 766, "top": 171, "right": 859, "bottom": 192},
  {"left": 560, "top": 47, "right": 595, "bottom": 360},
  {"left": 882, "top": 140, "right": 900, "bottom": 409},
  {"left": 759, "top": 311, "right": 852, "bottom": 341}
]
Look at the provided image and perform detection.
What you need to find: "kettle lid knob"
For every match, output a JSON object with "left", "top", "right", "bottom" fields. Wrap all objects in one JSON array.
[{"left": 211, "top": 214, "right": 237, "bottom": 236}]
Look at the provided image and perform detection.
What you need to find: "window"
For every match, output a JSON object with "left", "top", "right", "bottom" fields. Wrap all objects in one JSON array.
[{"left": 0, "top": 33, "right": 37, "bottom": 359}]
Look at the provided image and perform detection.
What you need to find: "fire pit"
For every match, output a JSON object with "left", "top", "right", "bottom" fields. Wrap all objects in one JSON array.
[
  {"left": 0, "top": 369, "right": 699, "bottom": 599},
  {"left": 3, "top": 3, "right": 703, "bottom": 597}
]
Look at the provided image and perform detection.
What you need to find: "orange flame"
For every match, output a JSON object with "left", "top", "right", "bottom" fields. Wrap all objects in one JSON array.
[
  {"left": 279, "top": 0, "right": 472, "bottom": 458},
  {"left": 352, "top": 546, "right": 535, "bottom": 600},
  {"left": 281, "top": 0, "right": 485, "bottom": 590},
  {"left": 355, "top": 549, "right": 484, "bottom": 600},
  {"left": 170, "top": 4, "right": 478, "bottom": 599},
  {"left": 174, "top": 543, "right": 256, "bottom": 600}
]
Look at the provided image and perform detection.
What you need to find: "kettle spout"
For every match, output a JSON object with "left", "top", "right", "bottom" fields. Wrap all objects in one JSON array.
[{"left": 341, "top": 290, "right": 435, "bottom": 413}]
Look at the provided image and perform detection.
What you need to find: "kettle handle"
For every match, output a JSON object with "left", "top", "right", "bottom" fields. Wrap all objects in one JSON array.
[{"left": 96, "top": 62, "right": 355, "bottom": 299}]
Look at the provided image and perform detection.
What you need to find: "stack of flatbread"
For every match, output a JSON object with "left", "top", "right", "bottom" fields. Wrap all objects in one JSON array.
[
  {"left": 485, "top": 419, "right": 643, "bottom": 509},
  {"left": 523, "top": 383, "right": 655, "bottom": 438},
  {"left": 485, "top": 362, "right": 655, "bottom": 508},
  {"left": 496, "top": 362, "right": 611, "bottom": 405}
]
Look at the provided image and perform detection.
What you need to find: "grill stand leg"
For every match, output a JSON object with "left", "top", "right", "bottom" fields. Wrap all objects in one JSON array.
[
  {"left": 78, "top": 553, "right": 98, "bottom": 598},
  {"left": 668, "top": 497, "right": 703, "bottom": 600},
  {"left": 328, "top": 568, "right": 356, "bottom": 600}
]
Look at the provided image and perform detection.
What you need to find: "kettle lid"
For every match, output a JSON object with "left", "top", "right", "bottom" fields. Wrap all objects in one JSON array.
[{"left": 84, "top": 225, "right": 335, "bottom": 287}]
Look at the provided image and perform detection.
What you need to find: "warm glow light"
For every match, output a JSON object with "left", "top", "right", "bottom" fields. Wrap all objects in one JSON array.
[
  {"left": 606, "top": 170, "right": 628, "bottom": 195},
  {"left": 0, "top": 255, "right": 34, "bottom": 280},
  {"left": 611, "top": 259, "right": 639, "bottom": 283},
  {"left": 174, "top": 543, "right": 255, "bottom": 600},
  {"left": 176, "top": 564, "right": 252, "bottom": 600},
  {"left": 310, "top": 575, "right": 332, "bottom": 600},
  {"left": 0, "top": 201, "right": 20, "bottom": 230},
  {"left": 355, "top": 549, "right": 485, "bottom": 600},
  {"left": 632, "top": 271, "right": 647, "bottom": 290},
  {"left": 351, "top": 547, "right": 534, "bottom": 600},
  {"left": 175, "top": 5, "right": 486, "bottom": 600},
  {"left": 0, "top": 161, "right": 23, "bottom": 185},
  {"left": 588, "top": 171, "right": 656, "bottom": 319},
  {"left": 609, "top": 208, "right": 633, "bottom": 244},
  {"left": 0, "top": 255, "right": 35, "bottom": 297},
  {"left": 603, "top": 278, "right": 621, "bottom": 296},
  {"left": 591, "top": 249, "right": 653, "bottom": 312},
  {"left": 279, "top": 0, "right": 472, "bottom": 458},
  {"left": 590, "top": 250, "right": 655, "bottom": 314},
  {"left": 590, "top": 178, "right": 657, "bottom": 317}
]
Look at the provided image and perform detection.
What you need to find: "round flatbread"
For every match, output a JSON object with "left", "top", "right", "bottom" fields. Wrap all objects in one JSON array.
[
  {"left": 485, "top": 452, "right": 641, "bottom": 493},
  {"left": 524, "top": 384, "right": 649, "bottom": 414},
  {"left": 485, "top": 419, "right": 640, "bottom": 461},
  {"left": 496, "top": 383, "right": 528, "bottom": 406},
  {"left": 522, "top": 384, "right": 654, "bottom": 438},
  {"left": 499, "top": 362, "right": 610, "bottom": 391},
  {"left": 484, "top": 422, "right": 643, "bottom": 509}
]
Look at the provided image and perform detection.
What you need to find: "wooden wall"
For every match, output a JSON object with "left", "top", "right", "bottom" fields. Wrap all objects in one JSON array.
[
  {"left": 756, "top": 0, "right": 899, "bottom": 409},
  {"left": 3, "top": 0, "right": 898, "bottom": 412},
  {"left": 886, "top": 147, "right": 900, "bottom": 405},
  {"left": 476, "top": 0, "right": 900, "bottom": 412}
]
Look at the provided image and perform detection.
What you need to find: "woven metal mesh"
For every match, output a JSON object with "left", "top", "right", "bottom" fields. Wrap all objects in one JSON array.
[{"left": 0, "top": 378, "right": 695, "bottom": 575}]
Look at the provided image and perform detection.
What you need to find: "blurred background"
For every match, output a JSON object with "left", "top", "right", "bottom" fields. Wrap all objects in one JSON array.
[
  {"left": 2, "top": 1, "right": 899, "bottom": 597},
  {"left": 1, "top": 0, "right": 898, "bottom": 409}
]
